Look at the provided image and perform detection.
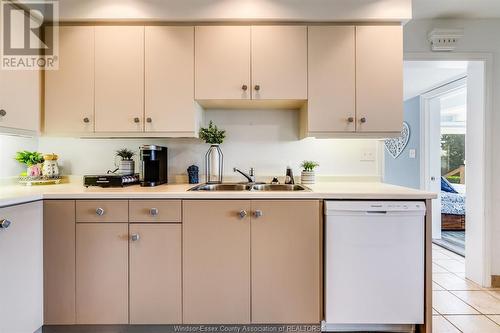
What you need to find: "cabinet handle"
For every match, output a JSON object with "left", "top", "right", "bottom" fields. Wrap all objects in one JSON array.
[
  {"left": 253, "top": 210, "right": 263, "bottom": 218},
  {"left": 241, "top": 84, "right": 248, "bottom": 91},
  {"left": 131, "top": 233, "right": 140, "bottom": 242},
  {"left": 83, "top": 117, "right": 90, "bottom": 123},
  {"left": 0, "top": 219, "right": 12, "bottom": 229},
  {"left": 239, "top": 210, "right": 247, "bottom": 219},
  {"left": 360, "top": 117, "right": 367, "bottom": 123},
  {"left": 95, "top": 207, "right": 105, "bottom": 216},
  {"left": 146, "top": 117, "right": 152, "bottom": 123},
  {"left": 347, "top": 117, "right": 354, "bottom": 123},
  {"left": 134, "top": 117, "right": 140, "bottom": 123},
  {"left": 254, "top": 85, "right": 260, "bottom": 91},
  {"left": 149, "top": 208, "right": 159, "bottom": 216},
  {"left": 0, "top": 109, "right": 6, "bottom": 117}
]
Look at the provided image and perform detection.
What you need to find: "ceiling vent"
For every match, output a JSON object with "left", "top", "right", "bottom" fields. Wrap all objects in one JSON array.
[{"left": 428, "top": 29, "right": 464, "bottom": 52}]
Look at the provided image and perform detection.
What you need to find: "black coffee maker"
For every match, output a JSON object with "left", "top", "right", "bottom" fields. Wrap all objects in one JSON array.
[{"left": 139, "top": 145, "right": 168, "bottom": 186}]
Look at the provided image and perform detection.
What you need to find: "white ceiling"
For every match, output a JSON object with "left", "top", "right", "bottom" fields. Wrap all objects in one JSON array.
[
  {"left": 412, "top": 0, "right": 500, "bottom": 19},
  {"left": 403, "top": 61, "right": 468, "bottom": 100}
]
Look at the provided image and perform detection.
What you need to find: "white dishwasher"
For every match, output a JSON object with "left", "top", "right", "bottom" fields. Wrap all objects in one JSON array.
[{"left": 323, "top": 201, "right": 425, "bottom": 333}]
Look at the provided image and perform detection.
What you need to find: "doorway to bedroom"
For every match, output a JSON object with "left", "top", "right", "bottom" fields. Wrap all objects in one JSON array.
[
  {"left": 422, "top": 78, "right": 467, "bottom": 256},
  {"left": 384, "top": 58, "right": 489, "bottom": 287}
]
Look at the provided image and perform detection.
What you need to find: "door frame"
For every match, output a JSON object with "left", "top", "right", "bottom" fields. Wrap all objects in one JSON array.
[
  {"left": 405, "top": 52, "right": 493, "bottom": 287},
  {"left": 420, "top": 77, "right": 467, "bottom": 241}
]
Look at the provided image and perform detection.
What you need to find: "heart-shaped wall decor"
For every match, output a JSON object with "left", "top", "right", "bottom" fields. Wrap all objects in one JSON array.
[{"left": 385, "top": 122, "right": 410, "bottom": 159}]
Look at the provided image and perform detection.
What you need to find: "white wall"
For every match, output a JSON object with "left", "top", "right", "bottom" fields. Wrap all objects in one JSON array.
[
  {"left": 404, "top": 18, "right": 500, "bottom": 276},
  {"left": 56, "top": 0, "right": 411, "bottom": 22},
  {"left": 0, "top": 134, "right": 38, "bottom": 178},
  {"left": 38, "top": 110, "right": 381, "bottom": 182}
]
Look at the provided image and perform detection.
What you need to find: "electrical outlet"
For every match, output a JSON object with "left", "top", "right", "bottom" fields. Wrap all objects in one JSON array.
[
  {"left": 409, "top": 149, "right": 416, "bottom": 159},
  {"left": 360, "top": 151, "right": 375, "bottom": 161}
]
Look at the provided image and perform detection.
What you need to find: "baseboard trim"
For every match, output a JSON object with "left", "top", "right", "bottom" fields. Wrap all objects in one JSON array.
[{"left": 492, "top": 275, "right": 500, "bottom": 288}]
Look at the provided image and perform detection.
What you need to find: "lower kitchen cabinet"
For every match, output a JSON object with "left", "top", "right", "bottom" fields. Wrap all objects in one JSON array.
[
  {"left": 76, "top": 223, "right": 129, "bottom": 324},
  {"left": 251, "top": 200, "right": 321, "bottom": 323},
  {"left": 44, "top": 200, "right": 76, "bottom": 324},
  {"left": 183, "top": 200, "right": 321, "bottom": 324},
  {"left": 129, "top": 224, "right": 182, "bottom": 324},
  {"left": 0, "top": 201, "right": 43, "bottom": 333},
  {"left": 183, "top": 200, "right": 252, "bottom": 324}
]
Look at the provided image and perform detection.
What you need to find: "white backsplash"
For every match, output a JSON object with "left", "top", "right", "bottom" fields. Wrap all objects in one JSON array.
[
  {"left": 4, "top": 109, "right": 382, "bottom": 181},
  {"left": 0, "top": 134, "right": 38, "bottom": 178}
]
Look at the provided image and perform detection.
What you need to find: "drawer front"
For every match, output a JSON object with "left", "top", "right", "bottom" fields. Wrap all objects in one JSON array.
[
  {"left": 129, "top": 200, "right": 181, "bottom": 223},
  {"left": 76, "top": 200, "right": 128, "bottom": 223}
]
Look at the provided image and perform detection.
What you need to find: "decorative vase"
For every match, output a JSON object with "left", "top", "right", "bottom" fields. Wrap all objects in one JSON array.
[
  {"left": 119, "top": 160, "right": 135, "bottom": 175},
  {"left": 205, "top": 144, "right": 223, "bottom": 183},
  {"left": 301, "top": 170, "right": 316, "bottom": 184},
  {"left": 27, "top": 164, "right": 42, "bottom": 177},
  {"left": 42, "top": 154, "right": 60, "bottom": 178}
]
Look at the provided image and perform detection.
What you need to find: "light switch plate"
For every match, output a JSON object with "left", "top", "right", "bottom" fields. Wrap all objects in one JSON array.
[{"left": 409, "top": 149, "right": 416, "bottom": 159}]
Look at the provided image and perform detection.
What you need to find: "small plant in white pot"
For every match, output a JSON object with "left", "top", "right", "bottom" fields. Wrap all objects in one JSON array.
[
  {"left": 116, "top": 148, "right": 135, "bottom": 175},
  {"left": 300, "top": 161, "right": 319, "bottom": 184}
]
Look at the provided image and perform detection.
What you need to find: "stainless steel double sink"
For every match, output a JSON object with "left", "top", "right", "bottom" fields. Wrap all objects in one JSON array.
[{"left": 188, "top": 183, "right": 311, "bottom": 192}]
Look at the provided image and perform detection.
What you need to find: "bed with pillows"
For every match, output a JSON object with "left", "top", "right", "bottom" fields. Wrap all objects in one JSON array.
[{"left": 441, "top": 177, "right": 466, "bottom": 230}]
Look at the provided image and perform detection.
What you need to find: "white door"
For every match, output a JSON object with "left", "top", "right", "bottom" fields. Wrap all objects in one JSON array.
[{"left": 427, "top": 97, "right": 442, "bottom": 240}]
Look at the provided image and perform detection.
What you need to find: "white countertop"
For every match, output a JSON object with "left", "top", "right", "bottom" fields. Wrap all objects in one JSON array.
[{"left": 0, "top": 179, "right": 437, "bottom": 208}]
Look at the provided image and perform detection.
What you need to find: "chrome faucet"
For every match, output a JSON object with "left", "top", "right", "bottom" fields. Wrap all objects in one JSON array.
[{"left": 233, "top": 167, "right": 255, "bottom": 183}]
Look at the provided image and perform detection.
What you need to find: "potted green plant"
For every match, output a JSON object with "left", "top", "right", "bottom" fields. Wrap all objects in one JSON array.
[
  {"left": 300, "top": 160, "right": 319, "bottom": 184},
  {"left": 116, "top": 148, "right": 135, "bottom": 175},
  {"left": 199, "top": 121, "right": 226, "bottom": 183},
  {"left": 15, "top": 151, "right": 44, "bottom": 177}
]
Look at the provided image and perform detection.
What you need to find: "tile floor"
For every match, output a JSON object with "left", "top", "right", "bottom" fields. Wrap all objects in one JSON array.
[{"left": 432, "top": 244, "right": 500, "bottom": 332}]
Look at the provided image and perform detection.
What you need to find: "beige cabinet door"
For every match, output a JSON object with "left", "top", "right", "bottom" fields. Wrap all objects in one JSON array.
[
  {"left": 76, "top": 223, "right": 128, "bottom": 324},
  {"left": 356, "top": 25, "right": 403, "bottom": 133},
  {"left": 0, "top": 202, "right": 43, "bottom": 333},
  {"left": 251, "top": 200, "right": 321, "bottom": 323},
  {"left": 43, "top": 200, "right": 76, "bottom": 324},
  {"left": 145, "top": 26, "right": 198, "bottom": 135},
  {"left": 95, "top": 26, "right": 144, "bottom": 132},
  {"left": 307, "top": 26, "right": 356, "bottom": 133},
  {"left": 129, "top": 224, "right": 182, "bottom": 324},
  {"left": 0, "top": 9, "right": 40, "bottom": 134},
  {"left": 251, "top": 26, "right": 307, "bottom": 100},
  {"left": 195, "top": 26, "right": 251, "bottom": 100},
  {"left": 183, "top": 200, "right": 251, "bottom": 323},
  {"left": 0, "top": 68, "right": 40, "bottom": 133},
  {"left": 45, "top": 26, "right": 94, "bottom": 134}
]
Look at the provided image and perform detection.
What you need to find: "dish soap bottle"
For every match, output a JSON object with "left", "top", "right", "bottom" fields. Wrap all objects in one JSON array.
[{"left": 285, "top": 166, "right": 294, "bottom": 184}]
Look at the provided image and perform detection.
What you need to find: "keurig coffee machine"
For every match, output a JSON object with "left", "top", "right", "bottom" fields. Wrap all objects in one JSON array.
[{"left": 139, "top": 145, "right": 168, "bottom": 186}]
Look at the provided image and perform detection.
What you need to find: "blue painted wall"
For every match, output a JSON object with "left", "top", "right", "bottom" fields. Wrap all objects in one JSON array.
[{"left": 384, "top": 96, "right": 421, "bottom": 189}]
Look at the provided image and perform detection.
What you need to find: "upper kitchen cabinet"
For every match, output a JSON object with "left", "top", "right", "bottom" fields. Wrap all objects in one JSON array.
[
  {"left": 95, "top": 26, "right": 144, "bottom": 133},
  {"left": 45, "top": 26, "right": 94, "bottom": 135},
  {"left": 251, "top": 26, "right": 307, "bottom": 100},
  {"left": 303, "top": 25, "right": 403, "bottom": 138},
  {"left": 355, "top": 25, "right": 403, "bottom": 134},
  {"left": 306, "top": 26, "right": 356, "bottom": 134},
  {"left": 0, "top": 69, "right": 40, "bottom": 134},
  {"left": 145, "top": 26, "right": 199, "bottom": 136},
  {"left": 195, "top": 26, "right": 251, "bottom": 100},
  {"left": 0, "top": 8, "right": 40, "bottom": 135},
  {"left": 195, "top": 25, "right": 307, "bottom": 105}
]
